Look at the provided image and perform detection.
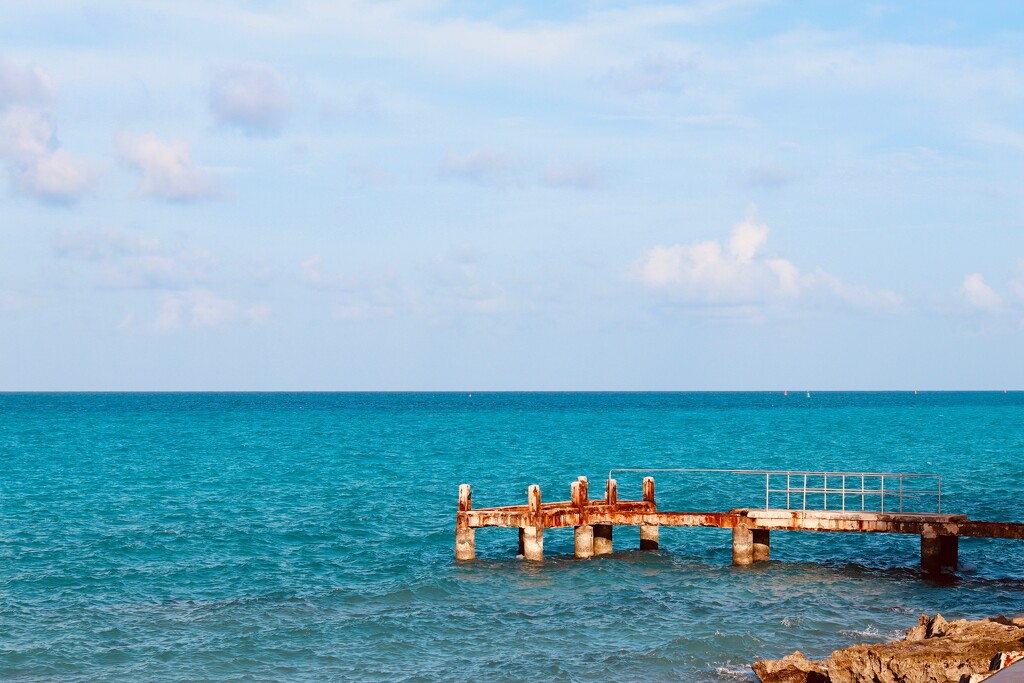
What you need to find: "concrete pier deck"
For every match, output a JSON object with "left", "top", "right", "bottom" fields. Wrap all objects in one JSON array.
[{"left": 455, "top": 475, "right": 1024, "bottom": 572}]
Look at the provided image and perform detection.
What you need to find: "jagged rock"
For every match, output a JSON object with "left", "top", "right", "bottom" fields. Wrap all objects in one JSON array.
[
  {"left": 826, "top": 614, "right": 1024, "bottom": 683},
  {"left": 752, "top": 615, "right": 1024, "bottom": 683},
  {"left": 752, "top": 650, "right": 829, "bottom": 683}
]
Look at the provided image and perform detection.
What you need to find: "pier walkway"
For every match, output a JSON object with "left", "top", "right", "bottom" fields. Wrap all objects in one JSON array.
[{"left": 455, "top": 471, "right": 1024, "bottom": 573}]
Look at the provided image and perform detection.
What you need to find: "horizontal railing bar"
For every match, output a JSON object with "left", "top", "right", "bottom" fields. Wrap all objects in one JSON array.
[
  {"left": 611, "top": 468, "right": 938, "bottom": 478},
  {"left": 766, "top": 488, "right": 941, "bottom": 495}
]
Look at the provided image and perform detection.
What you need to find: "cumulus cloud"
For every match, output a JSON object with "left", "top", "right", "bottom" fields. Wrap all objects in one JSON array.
[
  {"left": 962, "top": 273, "right": 1002, "bottom": 313},
  {"left": 209, "top": 63, "right": 292, "bottom": 135},
  {"left": 633, "top": 207, "right": 901, "bottom": 315},
  {"left": 540, "top": 160, "right": 602, "bottom": 189},
  {"left": 0, "top": 105, "right": 96, "bottom": 204},
  {"left": 116, "top": 132, "right": 221, "bottom": 201},
  {"left": 439, "top": 147, "right": 519, "bottom": 186}
]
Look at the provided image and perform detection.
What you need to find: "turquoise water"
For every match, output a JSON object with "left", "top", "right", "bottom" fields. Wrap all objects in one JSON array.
[{"left": 2, "top": 392, "right": 1024, "bottom": 682}]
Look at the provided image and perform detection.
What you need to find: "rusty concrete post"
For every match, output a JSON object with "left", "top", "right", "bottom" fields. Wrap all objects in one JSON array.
[
  {"left": 753, "top": 529, "right": 770, "bottom": 562},
  {"left": 732, "top": 525, "right": 754, "bottom": 565},
  {"left": 640, "top": 525, "right": 659, "bottom": 550},
  {"left": 455, "top": 484, "right": 475, "bottom": 561},
  {"left": 523, "top": 484, "right": 544, "bottom": 561},
  {"left": 572, "top": 479, "right": 594, "bottom": 559},
  {"left": 643, "top": 476, "right": 655, "bottom": 504},
  {"left": 593, "top": 477, "right": 616, "bottom": 555},
  {"left": 575, "top": 524, "right": 594, "bottom": 559},
  {"left": 640, "top": 476, "right": 659, "bottom": 550},
  {"left": 921, "top": 525, "right": 958, "bottom": 573}
]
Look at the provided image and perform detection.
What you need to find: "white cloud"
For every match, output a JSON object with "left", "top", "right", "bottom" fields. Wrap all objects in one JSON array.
[
  {"left": 209, "top": 63, "right": 292, "bottom": 135},
  {"left": 540, "top": 160, "right": 602, "bottom": 189},
  {"left": 633, "top": 207, "right": 901, "bottom": 314},
  {"left": 0, "top": 59, "right": 54, "bottom": 107},
  {"left": 439, "top": 147, "right": 519, "bottom": 186},
  {"left": 151, "top": 289, "right": 270, "bottom": 332},
  {"left": 0, "top": 106, "right": 96, "bottom": 203},
  {"left": 962, "top": 273, "right": 1002, "bottom": 313},
  {"left": 116, "top": 132, "right": 221, "bottom": 201}
]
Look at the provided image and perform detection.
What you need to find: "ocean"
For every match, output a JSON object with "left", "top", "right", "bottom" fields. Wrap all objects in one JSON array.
[{"left": 2, "top": 392, "right": 1023, "bottom": 682}]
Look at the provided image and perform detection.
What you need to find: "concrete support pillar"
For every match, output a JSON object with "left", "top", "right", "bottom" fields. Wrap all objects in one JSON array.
[
  {"left": 594, "top": 524, "right": 613, "bottom": 555},
  {"left": 522, "top": 484, "right": 544, "bottom": 561},
  {"left": 640, "top": 476, "right": 659, "bottom": 550},
  {"left": 921, "top": 528, "right": 958, "bottom": 573},
  {"left": 455, "top": 484, "right": 475, "bottom": 561},
  {"left": 732, "top": 525, "right": 754, "bottom": 566},
  {"left": 753, "top": 529, "right": 770, "bottom": 562},
  {"left": 640, "top": 525, "right": 659, "bottom": 550},
  {"left": 575, "top": 524, "right": 594, "bottom": 558},
  {"left": 522, "top": 526, "right": 544, "bottom": 561}
]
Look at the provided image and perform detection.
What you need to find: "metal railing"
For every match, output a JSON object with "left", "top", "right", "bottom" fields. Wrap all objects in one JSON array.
[{"left": 609, "top": 468, "right": 943, "bottom": 514}]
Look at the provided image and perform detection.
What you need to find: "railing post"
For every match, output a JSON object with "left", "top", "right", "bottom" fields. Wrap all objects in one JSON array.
[
  {"left": 605, "top": 478, "right": 617, "bottom": 505},
  {"left": 765, "top": 473, "right": 769, "bottom": 510},
  {"left": 593, "top": 478, "right": 616, "bottom": 555},
  {"left": 573, "top": 477, "right": 593, "bottom": 559},
  {"left": 456, "top": 484, "right": 475, "bottom": 561},
  {"left": 522, "top": 484, "right": 544, "bottom": 561},
  {"left": 640, "top": 476, "right": 659, "bottom": 550},
  {"left": 880, "top": 476, "right": 885, "bottom": 512}
]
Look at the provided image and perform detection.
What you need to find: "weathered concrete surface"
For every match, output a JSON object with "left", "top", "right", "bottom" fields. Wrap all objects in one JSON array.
[
  {"left": 639, "top": 524, "right": 659, "bottom": 550},
  {"left": 733, "top": 525, "right": 754, "bottom": 565},
  {"left": 574, "top": 524, "right": 594, "bottom": 558},
  {"left": 593, "top": 524, "right": 613, "bottom": 555},
  {"left": 753, "top": 615, "right": 1024, "bottom": 683},
  {"left": 753, "top": 528, "right": 771, "bottom": 562}
]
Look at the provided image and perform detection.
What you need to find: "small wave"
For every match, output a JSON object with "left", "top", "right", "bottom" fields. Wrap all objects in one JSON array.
[
  {"left": 839, "top": 624, "right": 882, "bottom": 639},
  {"left": 712, "top": 663, "right": 757, "bottom": 681}
]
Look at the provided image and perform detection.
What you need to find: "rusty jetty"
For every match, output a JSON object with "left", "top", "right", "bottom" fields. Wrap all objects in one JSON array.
[{"left": 454, "top": 469, "right": 1024, "bottom": 573}]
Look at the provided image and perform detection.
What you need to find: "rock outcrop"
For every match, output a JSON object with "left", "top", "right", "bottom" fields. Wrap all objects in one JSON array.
[{"left": 753, "top": 615, "right": 1024, "bottom": 683}]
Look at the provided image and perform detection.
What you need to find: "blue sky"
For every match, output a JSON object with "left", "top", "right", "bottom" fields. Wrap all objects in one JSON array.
[{"left": 1, "top": 1, "right": 1022, "bottom": 390}]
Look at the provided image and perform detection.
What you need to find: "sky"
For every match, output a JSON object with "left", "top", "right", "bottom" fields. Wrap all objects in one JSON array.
[{"left": 1, "top": 0, "right": 1023, "bottom": 390}]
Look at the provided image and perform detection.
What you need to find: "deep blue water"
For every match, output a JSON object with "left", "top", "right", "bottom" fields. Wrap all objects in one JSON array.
[{"left": 2, "top": 392, "right": 1023, "bottom": 682}]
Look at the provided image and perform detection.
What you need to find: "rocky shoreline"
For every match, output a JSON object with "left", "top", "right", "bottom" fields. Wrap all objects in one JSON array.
[{"left": 752, "top": 614, "right": 1024, "bottom": 683}]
